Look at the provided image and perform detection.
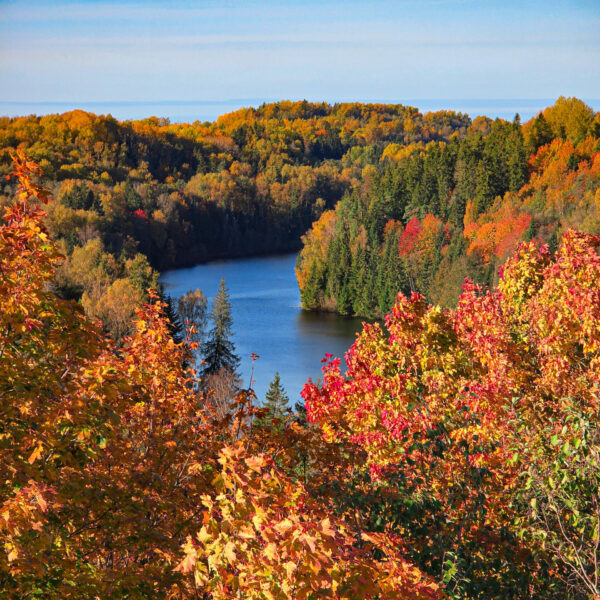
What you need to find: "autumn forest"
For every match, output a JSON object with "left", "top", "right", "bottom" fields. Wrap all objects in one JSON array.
[{"left": 2, "top": 95, "right": 600, "bottom": 599}]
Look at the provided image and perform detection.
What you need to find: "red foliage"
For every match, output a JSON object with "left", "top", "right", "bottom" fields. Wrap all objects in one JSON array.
[{"left": 398, "top": 216, "right": 422, "bottom": 255}]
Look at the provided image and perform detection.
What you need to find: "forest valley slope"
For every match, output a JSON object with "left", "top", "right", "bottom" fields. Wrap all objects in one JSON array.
[
  {"left": 2, "top": 151, "right": 600, "bottom": 599},
  {"left": 1, "top": 97, "right": 599, "bottom": 334}
]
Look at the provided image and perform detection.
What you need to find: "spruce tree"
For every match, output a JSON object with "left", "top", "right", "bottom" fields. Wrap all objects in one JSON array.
[
  {"left": 333, "top": 228, "right": 353, "bottom": 315},
  {"left": 357, "top": 248, "right": 376, "bottom": 316},
  {"left": 201, "top": 278, "right": 240, "bottom": 377},
  {"left": 473, "top": 161, "right": 492, "bottom": 215},
  {"left": 300, "top": 260, "right": 322, "bottom": 310},
  {"left": 158, "top": 288, "right": 185, "bottom": 345},
  {"left": 377, "top": 230, "right": 406, "bottom": 315},
  {"left": 527, "top": 112, "right": 553, "bottom": 154},
  {"left": 262, "top": 372, "right": 290, "bottom": 424}
]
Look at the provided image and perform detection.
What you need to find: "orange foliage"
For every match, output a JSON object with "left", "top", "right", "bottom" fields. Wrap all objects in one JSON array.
[
  {"left": 465, "top": 195, "right": 532, "bottom": 262},
  {"left": 296, "top": 209, "right": 338, "bottom": 289},
  {"left": 0, "top": 153, "right": 439, "bottom": 599}
]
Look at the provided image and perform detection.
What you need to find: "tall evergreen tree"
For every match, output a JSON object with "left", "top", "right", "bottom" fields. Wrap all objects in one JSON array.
[
  {"left": 332, "top": 228, "right": 353, "bottom": 315},
  {"left": 300, "top": 260, "right": 322, "bottom": 310},
  {"left": 201, "top": 278, "right": 240, "bottom": 377},
  {"left": 351, "top": 245, "right": 376, "bottom": 317},
  {"left": 158, "top": 288, "right": 185, "bottom": 345},
  {"left": 377, "top": 229, "right": 406, "bottom": 315},
  {"left": 526, "top": 112, "right": 554, "bottom": 154},
  {"left": 507, "top": 121, "right": 528, "bottom": 192}
]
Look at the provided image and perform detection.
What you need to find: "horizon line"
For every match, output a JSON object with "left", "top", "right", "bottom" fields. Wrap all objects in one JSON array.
[{"left": 2, "top": 97, "right": 599, "bottom": 106}]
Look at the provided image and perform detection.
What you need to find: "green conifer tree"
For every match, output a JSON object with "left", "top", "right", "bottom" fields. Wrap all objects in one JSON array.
[
  {"left": 377, "top": 230, "right": 406, "bottom": 315},
  {"left": 507, "top": 120, "right": 528, "bottom": 192},
  {"left": 159, "top": 288, "right": 185, "bottom": 345},
  {"left": 201, "top": 278, "right": 240, "bottom": 377},
  {"left": 263, "top": 372, "right": 290, "bottom": 420},
  {"left": 526, "top": 112, "right": 554, "bottom": 154},
  {"left": 256, "top": 372, "right": 291, "bottom": 428},
  {"left": 300, "top": 260, "right": 322, "bottom": 310}
]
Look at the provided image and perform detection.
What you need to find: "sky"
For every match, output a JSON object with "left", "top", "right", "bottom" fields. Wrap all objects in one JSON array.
[{"left": 1, "top": 0, "right": 599, "bottom": 121}]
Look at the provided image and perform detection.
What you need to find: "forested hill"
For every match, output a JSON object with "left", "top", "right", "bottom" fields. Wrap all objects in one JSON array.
[
  {"left": 0, "top": 102, "right": 471, "bottom": 335},
  {"left": 0, "top": 101, "right": 470, "bottom": 272},
  {"left": 296, "top": 96, "right": 600, "bottom": 316},
  {"left": 0, "top": 102, "right": 471, "bottom": 337}
]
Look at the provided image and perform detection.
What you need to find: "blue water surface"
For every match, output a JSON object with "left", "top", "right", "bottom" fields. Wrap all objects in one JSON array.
[
  {"left": 159, "top": 253, "right": 365, "bottom": 404},
  {"left": 3, "top": 98, "right": 598, "bottom": 123}
]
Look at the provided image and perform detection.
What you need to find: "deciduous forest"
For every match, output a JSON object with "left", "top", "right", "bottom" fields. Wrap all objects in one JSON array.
[{"left": 1, "top": 96, "right": 600, "bottom": 599}]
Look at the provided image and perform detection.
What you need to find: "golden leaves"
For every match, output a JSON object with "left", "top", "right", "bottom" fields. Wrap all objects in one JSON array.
[
  {"left": 27, "top": 444, "right": 43, "bottom": 465},
  {"left": 1, "top": 153, "right": 439, "bottom": 599},
  {"left": 181, "top": 445, "right": 438, "bottom": 599}
]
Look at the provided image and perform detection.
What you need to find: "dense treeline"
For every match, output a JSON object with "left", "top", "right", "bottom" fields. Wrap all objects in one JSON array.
[
  {"left": 297, "top": 97, "right": 600, "bottom": 315},
  {"left": 0, "top": 102, "right": 472, "bottom": 272},
  {"left": 0, "top": 102, "right": 470, "bottom": 335},
  {"left": 3, "top": 154, "right": 600, "bottom": 599}
]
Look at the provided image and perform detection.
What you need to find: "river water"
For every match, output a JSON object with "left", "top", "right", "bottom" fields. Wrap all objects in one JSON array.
[{"left": 159, "top": 253, "right": 365, "bottom": 404}]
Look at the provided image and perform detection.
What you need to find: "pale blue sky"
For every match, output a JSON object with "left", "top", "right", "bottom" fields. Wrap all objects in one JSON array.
[{"left": 1, "top": 0, "right": 599, "bottom": 120}]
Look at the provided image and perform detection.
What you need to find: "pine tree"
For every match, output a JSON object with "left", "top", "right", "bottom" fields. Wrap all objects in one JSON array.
[
  {"left": 337, "top": 283, "right": 353, "bottom": 316},
  {"left": 507, "top": 122, "right": 528, "bottom": 192},
  {"left": 526, "top": 112, "right": 553, "bottom": 154},
  {"left": 159, "top": 288, "right": 185, "bottom": 345},
  {"left": 333, "top": 228, "right": 352, "bottom": 315},
  {"left": 261, "top": 372, "right": 290, "bottom": 424},
  {"left": 473, "top": 161, "right": 493, "bottom": 215},
  {"left": 351, "top": 245, "right": 376, "bottom": 317},
  {"left": 360, "top": 248, "right": 377, "bottom": 316},
  {"left": 201, "top": 278, "right": 240, "bottom": 377},
  {"left": 377, "top": 229, "right": 406, "bottom": 315}
]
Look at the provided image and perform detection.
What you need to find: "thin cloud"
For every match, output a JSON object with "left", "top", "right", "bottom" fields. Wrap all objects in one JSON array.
[{"left": 1, "top": 0, "right": 598, "bottom": 105}]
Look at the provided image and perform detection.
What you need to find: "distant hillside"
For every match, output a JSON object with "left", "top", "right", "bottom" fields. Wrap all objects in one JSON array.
[
  {"left": 0, "top": 101, "right": 471, "bottom": 335},
  {"left": 296, "top": 96, "right": 600, "bottom": 315},
  {"left": 0, "top": 102, "right": 472, "bottom": 268}
]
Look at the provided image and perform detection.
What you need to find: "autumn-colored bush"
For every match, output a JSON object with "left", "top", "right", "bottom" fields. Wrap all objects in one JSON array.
[
  {"left": 178, "top": 446, "right": 438, "bottom": 600},
  {"left": 303, "top": 231, "right": 600, "bottom": 598}
]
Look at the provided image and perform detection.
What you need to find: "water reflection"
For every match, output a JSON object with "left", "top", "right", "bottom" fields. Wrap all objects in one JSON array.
[{"left": 295, "top": 309, "right": 365, "bottom": 341}]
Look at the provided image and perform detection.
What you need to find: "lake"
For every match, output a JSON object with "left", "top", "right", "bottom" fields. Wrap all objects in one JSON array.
[
  {"left": 159, "top": 253, "right": 365, "bottom": 404},
  {"left": 4, "top": 99, "right": 599, "bottom": 123}
]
